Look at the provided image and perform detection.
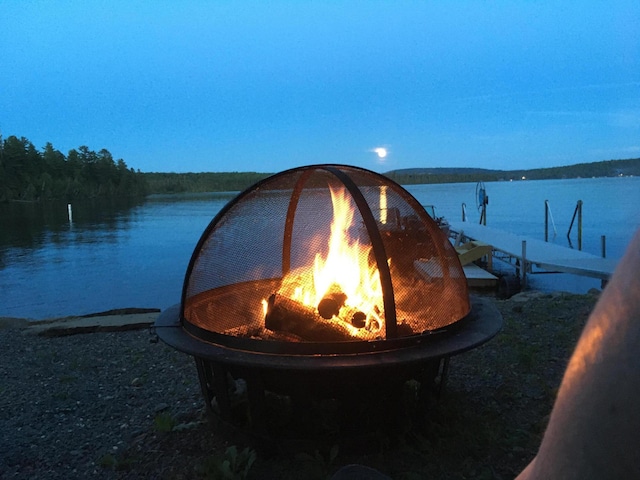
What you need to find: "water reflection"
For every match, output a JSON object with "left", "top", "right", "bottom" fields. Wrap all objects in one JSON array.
[
  {"left": 0, "top": 196, "right": 146, "bottom": 267},
  {"left": 0, "top": 192, "right": 237, "bottom": 319}
]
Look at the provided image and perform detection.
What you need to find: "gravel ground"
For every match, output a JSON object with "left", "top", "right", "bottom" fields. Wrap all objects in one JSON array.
[
  {"left": 0, "top": 327, "right": 209, "bottom": 479},
  {"left": 0, "top": 291, "right": 599, "bottom": 479}
]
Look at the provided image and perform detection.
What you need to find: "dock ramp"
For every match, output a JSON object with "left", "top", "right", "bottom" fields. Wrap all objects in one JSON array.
[{"left": 448, "top": 221, "right": 617, "bottom": 281}]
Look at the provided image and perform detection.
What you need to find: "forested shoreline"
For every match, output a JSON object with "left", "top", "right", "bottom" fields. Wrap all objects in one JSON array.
[
  {"left": 0, "top": 135, "right": 147, "bottom": 202},
  {"left": 143, "top": 171, "right": 270, "bottom": 195},
  {"left": 384, "top": 157, "right": 640, "bottom": 185},
  {"left": 2, "top": 134, "right": 639, "bottom": 202},
  {"left": 145, "top": 158, "right": 640, "bottom": 194}
]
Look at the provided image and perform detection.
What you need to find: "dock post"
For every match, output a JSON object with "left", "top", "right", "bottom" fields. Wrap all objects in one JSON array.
[
  {"left": 601, "top": 235, "right": 606, "bottom": 258},
  {"left": 544, "top": 200, "right": 557, "bottom": 241},
  {"left": 577, "top": 200, "right": 583, "bottom": 251},
  {"left": 544, "top": 200, "right": 549, "bottom": 242},
  {"left": 567, "top": 199, "right": 583, "bottom": 250},
  {"left": 521, "top": 240, "right": 527, "bottom": 289}
]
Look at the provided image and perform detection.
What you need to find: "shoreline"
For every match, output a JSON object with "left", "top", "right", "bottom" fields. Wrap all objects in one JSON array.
[
  {"left": 0, "top": 287, "right": 595, "bottom": 331},
  {"left": 0, "top": 287, "right": 601, "bottom": 335},
  {"left": 0, "top": 308, "right": 161, "bottom": 336}
]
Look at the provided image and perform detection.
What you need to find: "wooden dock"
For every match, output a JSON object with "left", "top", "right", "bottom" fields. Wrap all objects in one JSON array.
[
  {"left": 414, "top": 258, "right": 498, "bottom": 289},
  {"left": 461, "top": 263, "right": 499, "bottom": 288},
  {"left": 448, "top": 221, "right": 618, "bottom": 282}
]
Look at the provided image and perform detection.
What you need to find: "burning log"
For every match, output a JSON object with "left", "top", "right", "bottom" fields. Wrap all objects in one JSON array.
[
  {"left": 350, "top": 310, "right": 367, "bottom": 328},
  {"left": 317, "top": 289, "right": 347, "bottom": 319},
  {"left": 265, "top": 293, "right": 355, "bottom": 342},
  {"left": 316, "top": 285, "right": 366, "bottom": 327}
]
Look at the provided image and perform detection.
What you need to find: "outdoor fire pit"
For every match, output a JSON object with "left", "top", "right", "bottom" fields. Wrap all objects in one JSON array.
[{"left": 155, "top": 164, "right": 502, "bottom": 437}]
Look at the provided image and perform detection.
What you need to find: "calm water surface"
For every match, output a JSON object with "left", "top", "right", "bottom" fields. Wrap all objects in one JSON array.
[
  {"left": 0, "top": 193, "right": 236, "bottom": 319},
  {"left": 1, "top": 177, "right": 638, "bottom": 320}
]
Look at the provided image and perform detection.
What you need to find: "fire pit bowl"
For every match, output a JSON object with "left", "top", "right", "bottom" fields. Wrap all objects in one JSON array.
[{"left": 155, "top": 164, "right": 502, "bottom": 436}]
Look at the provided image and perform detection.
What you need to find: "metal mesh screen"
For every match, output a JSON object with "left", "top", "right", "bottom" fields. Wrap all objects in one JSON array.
[{"left": 182, "top": 165, "right": 469, "bottom": 349}]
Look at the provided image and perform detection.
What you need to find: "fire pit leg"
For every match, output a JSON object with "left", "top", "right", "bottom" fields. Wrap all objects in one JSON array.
[
  {"left": 194, "top": 358, "right": 236, "bottom": 422},
  {"left": 438, "top": 357, "right": 451, "bottom": 397},
  {"left": 244, "top": 370, "right": 268, "bottom": 434},
  {"left": 194, "top": 358, "right": 216, "bottom": 415},
  {"left": 416, "top": 357, "right": 448, "bottom": 413},
  {"left": 211, "top": 363, "right": 234, "bottom": 419}
]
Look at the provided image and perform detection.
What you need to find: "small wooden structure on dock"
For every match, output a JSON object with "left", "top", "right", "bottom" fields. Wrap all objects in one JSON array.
[
  {"left": 453, "top": 240, "right": 499, "bottom": 288},
  {"left": 448, "top": 221, "right": 617, "bottom": 289}
]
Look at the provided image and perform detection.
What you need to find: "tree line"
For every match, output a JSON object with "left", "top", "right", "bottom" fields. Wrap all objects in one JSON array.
[
  {"left": 0, "top": 134, "right": 270, "bottom": 201},
  {"left": 0, "top": 135, "right": 148, "bottom": 202},
  {"left": 385, "top": 158, "right": 640, "bottom": 185},
  {"left": 146, "top": 157, "right": 640, "bottom": 194},
  {"left": 3, "top": 133, "right": 638, "bottom": 202},
  {"left": 143, "top": 172, "right": 271, "bottom": 194}
]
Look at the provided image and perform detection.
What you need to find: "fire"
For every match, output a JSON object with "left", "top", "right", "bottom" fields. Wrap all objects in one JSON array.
[{"left": 270, "top": 186, "right": 386, "bottom": 339}]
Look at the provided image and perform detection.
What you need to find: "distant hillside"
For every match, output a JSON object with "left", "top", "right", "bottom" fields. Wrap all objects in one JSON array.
[
  {"left": 141, "top": 158, "right": 640, "bottom": 195},
  {"left": 386, "top": 167, "right": 496, "bottom": 176},
  {"left": 143, "top": 171, "right": 269, "bottom": 194},
  {"left": 385, "top": 158, "right": 640, "bottom": 185}
]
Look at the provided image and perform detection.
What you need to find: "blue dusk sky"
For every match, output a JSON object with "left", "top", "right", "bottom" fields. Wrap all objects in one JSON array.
[{"left": 1, "top": 1, "right": 639, "bottom": 173}]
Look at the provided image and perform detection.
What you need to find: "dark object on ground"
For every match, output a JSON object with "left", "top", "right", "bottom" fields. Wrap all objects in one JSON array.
[{"left": 331, "top": 464, "right": 392, "bottom": 480}]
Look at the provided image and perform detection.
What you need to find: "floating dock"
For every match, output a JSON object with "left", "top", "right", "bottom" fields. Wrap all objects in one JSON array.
[
  {"left": 461, "top": 263, "right": 499, "bottom": 288},
  {"left": 448, "top": 221, "right": 618, "bottom": 285}
]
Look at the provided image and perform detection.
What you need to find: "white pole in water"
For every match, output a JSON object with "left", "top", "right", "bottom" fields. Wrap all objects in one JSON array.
[
  {"left": 67, "top": 203, "right": 73, "bottom": 224},
  {"left": 521, "top": 240, "right": 527, "bottom": 289}
]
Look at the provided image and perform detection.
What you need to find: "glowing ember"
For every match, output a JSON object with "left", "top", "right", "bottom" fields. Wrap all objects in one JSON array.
[{"left": 266, "top": 186, "right": 386, "bottom": 340}]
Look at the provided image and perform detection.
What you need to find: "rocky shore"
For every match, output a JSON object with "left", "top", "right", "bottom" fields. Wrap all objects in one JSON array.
[{"left": 0, "top": 290, "right": 599, "bottom": 479}]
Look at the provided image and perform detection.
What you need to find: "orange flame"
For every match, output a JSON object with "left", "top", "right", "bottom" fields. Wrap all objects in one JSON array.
[{"left": 277, "top": 186, "right": 385, "bottom": 338}]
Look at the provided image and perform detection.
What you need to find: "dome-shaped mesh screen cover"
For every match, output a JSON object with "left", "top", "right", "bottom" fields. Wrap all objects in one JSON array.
[{"left": 182, "top": 165, "right": 469, "bottom": 352}]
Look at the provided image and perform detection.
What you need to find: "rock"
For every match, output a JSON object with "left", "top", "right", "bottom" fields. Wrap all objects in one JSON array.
[
  {"left": 154, "top": 402, "right": 169, "bottom": 413},
  {"left": 509, "top": 290, "right": 546, "bottom": 302},
  {"left": 173, "top": 421, "right": 200, "bottom": 432},
  {"left": 0, "top": 317, "right": 30, "bottom": 329}
]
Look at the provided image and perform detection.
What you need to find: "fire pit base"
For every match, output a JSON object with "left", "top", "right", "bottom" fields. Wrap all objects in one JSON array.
[
  {"left": 193, "top": 354, "right": 446, "bottom": 443},
  {"left": 155, "top": 296, "right": 502, "bottom": 440}
]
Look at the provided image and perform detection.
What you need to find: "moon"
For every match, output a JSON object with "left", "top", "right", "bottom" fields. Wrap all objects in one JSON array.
[{"left": 373, "top": 147, "right": 387, "bottom": 159}]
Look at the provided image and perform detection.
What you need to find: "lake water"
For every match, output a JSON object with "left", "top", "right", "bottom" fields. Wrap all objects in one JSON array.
[{"left": 1, "top": 177, "right": 638, "bottom": 320}]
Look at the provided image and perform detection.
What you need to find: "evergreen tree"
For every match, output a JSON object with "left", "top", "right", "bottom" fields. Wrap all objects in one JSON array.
[{"left": 0, "top": 135, "right": 148, "bottom": 201}]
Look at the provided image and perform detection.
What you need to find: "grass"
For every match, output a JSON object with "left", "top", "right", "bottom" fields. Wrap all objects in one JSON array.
[
  {"left": 197, "top": 446, "right": 257, "bottom": 480},
  {"left": 98, "top": 452, "right": 138, "bottom": 472},
  {"left": 154, "top": 411, "right": 177, "bottom": 432}
]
